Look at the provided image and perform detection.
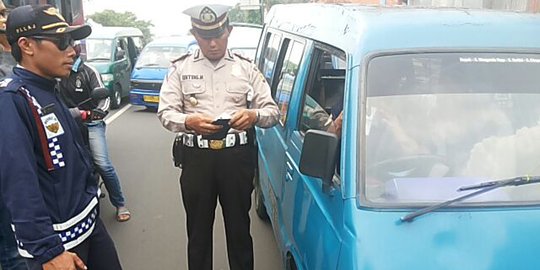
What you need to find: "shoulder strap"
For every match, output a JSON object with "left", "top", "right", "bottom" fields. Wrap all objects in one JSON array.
[
  {"left": 233, "top": 53, "right": 253, "bottom": 63},
  {"left": 2, "top": 79, "right": 55, "bottom": 171},
  {"left": 172, "top": 52, "right": 192, "bottom": 64}
]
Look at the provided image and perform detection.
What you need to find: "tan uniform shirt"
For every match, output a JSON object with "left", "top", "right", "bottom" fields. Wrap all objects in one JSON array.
[{"left": 158, "top": 49, "right": 279, "bottom": 133}]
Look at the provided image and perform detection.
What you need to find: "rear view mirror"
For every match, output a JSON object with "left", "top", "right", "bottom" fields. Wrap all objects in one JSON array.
[
  {"left": 300, "top": 130, "right": 339, "bottom": 192},
  {"left": 91, "top": 87, "right": 110, "bottom": 101}
]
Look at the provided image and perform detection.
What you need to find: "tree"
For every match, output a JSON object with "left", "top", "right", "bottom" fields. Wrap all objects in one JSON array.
[
  {"left": 229, "top": 5, "right": 263, "bottom": 25},
  {"left": 229, "top": 0, "right": 310, "bottom": 24},
  {"left": 88, "top": 10, "right": 154, "bottom": 43},
  {"left": 265, "top": 0, "right": 309, "bottom": 10}
]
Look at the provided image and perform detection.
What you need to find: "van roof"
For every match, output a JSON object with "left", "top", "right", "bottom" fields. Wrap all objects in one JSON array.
[
  {"left": 88, "top": 26, "right": 144, "bottom": 39},
  {"left": 145, "top": 35, "right": 197, "bottom": 47},
  {"left": 266, "top": 4, "right": 540, "bottom": 57}
]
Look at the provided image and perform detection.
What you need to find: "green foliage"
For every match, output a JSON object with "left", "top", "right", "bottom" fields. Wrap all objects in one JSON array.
[
  {"left": 229, "top": 0, "right": 309, "bottom": 24},
  {"left": 229, "top": 7, "right": 263, "bottom": 25},
  {"left": 266, "top": 0, "right": 310, "bottom": 8},
  {"left": 88, "top": 10, "right": 154, "bottom": 43}
]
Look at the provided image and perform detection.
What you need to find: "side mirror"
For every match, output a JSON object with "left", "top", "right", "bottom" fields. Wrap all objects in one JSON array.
[
  {"left": 299, "top": 130, "right": 339, "bottom": 193},
  {"left": 116, "top": 50, "right": 126, "bottom": 60},
  {"left": 91, "top": 87, "right": 110, "bottom": 101}
]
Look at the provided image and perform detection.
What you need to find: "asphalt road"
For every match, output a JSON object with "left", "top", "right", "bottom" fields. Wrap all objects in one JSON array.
[{"left": 98, "top": 104, "right": 282, "bottom": 270}]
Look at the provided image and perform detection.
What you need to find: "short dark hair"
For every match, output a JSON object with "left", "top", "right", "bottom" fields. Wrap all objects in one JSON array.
[{"left": 10, "top": 42, "right": 21, "bottom": 62}]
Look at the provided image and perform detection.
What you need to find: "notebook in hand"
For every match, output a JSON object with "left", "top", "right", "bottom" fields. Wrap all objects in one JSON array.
[{"left": 202, "top": 118, "right": 231, "bottom": 140}]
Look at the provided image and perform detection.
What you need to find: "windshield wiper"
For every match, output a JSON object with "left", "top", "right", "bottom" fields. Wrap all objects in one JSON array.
[
  {"left": 400, "top": 176, "right": 540, "bottom": 223},
  {"left": 136, "top": 63, "right": 161, "bottom": 69},
  {"left": 86, "top": 57, "right": 110, "bottom": 61}
]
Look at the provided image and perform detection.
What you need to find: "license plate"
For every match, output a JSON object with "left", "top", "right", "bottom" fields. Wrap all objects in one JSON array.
[{"left": 143, "top": 96, "right": 159, "bottom": 103}]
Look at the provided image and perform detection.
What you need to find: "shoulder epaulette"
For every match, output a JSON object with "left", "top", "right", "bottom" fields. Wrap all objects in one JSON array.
[
  {"left": 233, "top": 53, "right": 253, "bottom": 63},
  {"left": 172, "top": 52, "right": 192, "bottom": 64},
  {"left": 0, "top": 78, "right": 20, "bottom": 93}
]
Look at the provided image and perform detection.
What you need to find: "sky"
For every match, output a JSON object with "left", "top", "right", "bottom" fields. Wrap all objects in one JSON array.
[{"left": 83, "top": 0, "right": 241, "bottom": 37}]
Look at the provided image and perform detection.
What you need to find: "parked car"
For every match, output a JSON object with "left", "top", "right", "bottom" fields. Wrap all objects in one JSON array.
[
  {"left": 86, "top": 26, "right": 144, "bottom": 108},
  {"left": 129, "top": 36, "right": 197, "bottom": 109},
  {"left": 255, "top": 3, "right": 540, "bottom": 270},
  {"left": 228, "top": 23, "right": 262, "bottom": 60}
]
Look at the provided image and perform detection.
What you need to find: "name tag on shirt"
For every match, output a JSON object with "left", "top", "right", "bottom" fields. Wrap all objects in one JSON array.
[{"left": 41, "top": 113, "right": 65, "bottom": 139}]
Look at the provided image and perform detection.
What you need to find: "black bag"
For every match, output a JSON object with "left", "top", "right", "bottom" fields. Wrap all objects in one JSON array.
[{"left": 172, "top": 133, "right": 184, "bottom": 168}]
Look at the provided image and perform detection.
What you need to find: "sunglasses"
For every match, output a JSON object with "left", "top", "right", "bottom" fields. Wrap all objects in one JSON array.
[{"left": 31, "top": 35, "right": 75, "bottom": 51}]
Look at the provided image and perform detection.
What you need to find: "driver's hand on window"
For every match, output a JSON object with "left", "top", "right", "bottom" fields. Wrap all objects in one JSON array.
[{"left": 327, "top": 111, "right": 343, "bottom": 137}]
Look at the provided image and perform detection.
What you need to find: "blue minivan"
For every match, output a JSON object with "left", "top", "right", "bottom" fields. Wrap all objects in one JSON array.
[
  {"left": 130, "top": 36, "right": 197, "bottom": 109},
  {"left": 254, "top": 4, "right": 540, "bottom": 270}
]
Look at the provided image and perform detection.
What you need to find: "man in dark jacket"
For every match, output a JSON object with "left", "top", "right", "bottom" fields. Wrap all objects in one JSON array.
[
  {"left": 0, "top": 5, "right": 122, "bottom": 270},
  {"left": 58, "top": 45, "right": 131, "bottom": 222}
]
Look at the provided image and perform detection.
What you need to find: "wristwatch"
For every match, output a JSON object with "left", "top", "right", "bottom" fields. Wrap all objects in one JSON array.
[{"left": 255, "top": 110, "right": 260, "bottom": 124}]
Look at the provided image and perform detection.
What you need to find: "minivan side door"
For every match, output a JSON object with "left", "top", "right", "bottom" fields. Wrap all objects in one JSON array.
[
  {"left": 256, "top": 31, "right": 293, "bottom": 215},
  {"left": 284, "top": 44, "right": 347, "bottom": 270},
  {"left": 114, "top": 37, "right": 130, "bottom": 98}
]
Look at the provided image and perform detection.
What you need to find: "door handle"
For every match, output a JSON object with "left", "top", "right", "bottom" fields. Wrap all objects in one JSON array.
[
  {"left": 285, "top": 161, "right": 293, "bottom": 182},
  {"left": 285, "top": 172, "right": 293, "bottom": 182},
  {"left": 286, "top": 161, "right": 293, "bottom": 172}
]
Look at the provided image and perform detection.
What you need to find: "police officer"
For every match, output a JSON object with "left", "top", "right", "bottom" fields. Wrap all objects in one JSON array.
[
  {"left": 0, "top": 5, "right": 122, "bottom": 270},
  {"left": 158, "top": 4, "right": 279, "bottom": 270}
]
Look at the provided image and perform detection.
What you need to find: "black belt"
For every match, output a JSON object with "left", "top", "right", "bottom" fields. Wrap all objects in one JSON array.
[{"left": 182, "top": 131, "right": 249, "bottom": 150}]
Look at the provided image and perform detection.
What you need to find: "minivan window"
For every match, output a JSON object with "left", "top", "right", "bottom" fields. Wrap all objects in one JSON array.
[
  {"left": 135, "top": 46, "right": 187, "bottom": 68},
  {"left": 299, "top": 48, "right": 345, "bottom": 134},
  {"left": 363, "top": 52, "right": 540, "bottom": 206},
  {"left": 275, "top": 40, "right": 304, "bottom": 125},
  {"left": 261, "top": 33, "right": 282, "bottom": 87},
  {"left": 86, "top": 39, "right": 113, "bottom": 61}
]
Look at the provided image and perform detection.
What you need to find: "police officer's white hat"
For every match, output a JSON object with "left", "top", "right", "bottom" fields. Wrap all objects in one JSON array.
[{"left": 183, "top": 4, "right": 231, "bottom": 39}]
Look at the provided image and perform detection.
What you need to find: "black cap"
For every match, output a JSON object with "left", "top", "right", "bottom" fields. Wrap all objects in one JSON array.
[
  {"left": 6, "top": 4, "right": 91, "bottom": 44},
  {"left": 183, "top": 4, "right": 231, "bottom": 39}
]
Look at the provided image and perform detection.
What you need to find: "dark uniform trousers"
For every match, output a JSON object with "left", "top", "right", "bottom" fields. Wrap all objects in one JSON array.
[
  {"left": 25, "top": 218, "right": 122, "bottom": 270},
  {"left": 181, "top": 143, "right": 256, "bottom": 270}
]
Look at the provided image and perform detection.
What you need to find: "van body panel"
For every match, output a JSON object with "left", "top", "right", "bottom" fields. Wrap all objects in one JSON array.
[
  {"left": 341, "top": 204, "right": 540, "bottom": 270},
  {"left": 267, "top": 4, "right": 540, "bottom": 57},
  {"left": 256, "top": 3, "right": 540, "bottom": 269},
  {"left": 130, "top": 68, "right": 167, "bottom": 108}
]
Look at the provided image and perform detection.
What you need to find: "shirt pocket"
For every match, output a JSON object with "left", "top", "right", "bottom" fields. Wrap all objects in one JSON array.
[
  {"left": 181, "top": 81, "right": 206, "bottom": 109},
  {"left": 225, "top": 82, "right": 250, "bottom": 107}
]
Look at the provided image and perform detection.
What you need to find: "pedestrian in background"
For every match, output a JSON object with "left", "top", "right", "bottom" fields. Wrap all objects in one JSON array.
[
  {"left": 0, "top": 0, "right": 15, "bottom": 79},
  {"left": 0, "top": 5, "right": 122, "bottom": 269},
  {"left": 158, "top": 4, "right": 279, "bottom": 270},
  {"left": 58, "top": 43, "right": 131, "bottom": 222}
]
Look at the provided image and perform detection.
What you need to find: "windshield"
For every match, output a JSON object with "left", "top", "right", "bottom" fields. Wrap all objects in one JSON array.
[
  {"left": 135, "top": 46, "right": 187, "bottom": 68},
  {"left": 86, "top": 39, "right": 113, "bottom": 61},
  {"left": 231, "top": 48, "right": 256, "bottom": 60},
  {"left": 363, "top": 52, "right": 540, "bottom": 206}
]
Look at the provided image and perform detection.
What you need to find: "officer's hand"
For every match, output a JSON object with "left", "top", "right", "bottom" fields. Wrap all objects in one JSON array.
[
  {"left": 185, "top": 114, "right": 222, "bottom": 135},
  {"left": 43, "top": 251, "right": 87, "bottom": 270},
  {"left": 230, "top": 109, "right": 258, "bottom": 131}
]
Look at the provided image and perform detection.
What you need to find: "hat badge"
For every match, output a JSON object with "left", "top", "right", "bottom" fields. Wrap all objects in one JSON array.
[
  {"left": 43, "top": 7, "right": 66, "bottom": 22},
  {"left": 199, "top": 7, "right": 216, "bottom": 24}
]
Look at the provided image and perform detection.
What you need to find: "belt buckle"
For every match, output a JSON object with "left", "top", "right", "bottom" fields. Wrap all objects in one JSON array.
[{"left": 209, "top": 140, "right": 225, "bottom": 150}]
